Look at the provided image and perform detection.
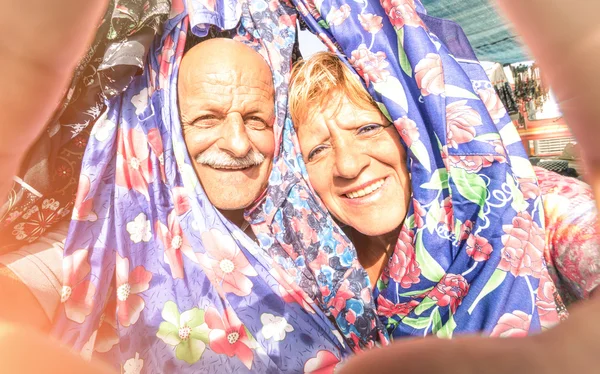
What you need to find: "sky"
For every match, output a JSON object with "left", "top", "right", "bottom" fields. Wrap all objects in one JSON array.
[{"left": 297, "top": 27, "right": 327, "bottom": 57}]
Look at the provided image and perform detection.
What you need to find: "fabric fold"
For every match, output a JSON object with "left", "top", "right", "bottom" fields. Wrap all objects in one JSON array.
[
  {"left": 52, "top": 0, "right": 351, "bottom": 372},
  {"left": 251, "top": 0, "right": 561, "bottom": 350}
]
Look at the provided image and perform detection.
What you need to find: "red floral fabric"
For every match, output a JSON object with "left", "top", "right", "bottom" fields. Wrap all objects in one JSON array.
[{"left": 535, "top": 166, "right": 600, "bottom": 304}]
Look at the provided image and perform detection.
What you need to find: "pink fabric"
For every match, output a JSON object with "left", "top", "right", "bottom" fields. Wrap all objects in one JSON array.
[{"left": 535, "top": 166, "right": 600, "bottom": 304}]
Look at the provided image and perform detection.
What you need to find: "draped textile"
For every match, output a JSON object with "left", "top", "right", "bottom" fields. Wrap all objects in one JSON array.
[
  {"left": 535, "top": 166, "right": 600, "bottom": 306},
  {"left": 0, "top": 0, "right": 170, "bottom": 251},
  {"left": 52, "top": 1, "right": 351, "bottom": 372},
  {"left": 248, "top": 0, "right": 561, "bottom": 350},
  {"left": 483, "top": 62, "right": 519, "bottom": 115}
]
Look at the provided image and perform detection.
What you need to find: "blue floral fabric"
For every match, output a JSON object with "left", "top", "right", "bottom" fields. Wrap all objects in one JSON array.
[
  {"left": 248, "top": 0, "right": 562, "bottom": 351},
  {"left": 52, "top": 0, "right": 564, "bottom": 370},
  {"left": 52, "top": 0, "right": 351, "bottom": 372}
]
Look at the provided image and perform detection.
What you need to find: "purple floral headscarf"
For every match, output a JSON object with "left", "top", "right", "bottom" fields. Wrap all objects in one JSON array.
[{"left": 52, "top": 0, "right": 351, "bottom": 372}]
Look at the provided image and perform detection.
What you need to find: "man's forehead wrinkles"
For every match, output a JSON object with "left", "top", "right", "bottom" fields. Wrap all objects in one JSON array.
[
  {"left": 187, "top": 90, "right": 274, "bottom": 106},
  {"left": 182, "top": 85, "right": 274, "bottom": 116},
  {"left": 201, "top": 70, "right": 273, "bottom": 91},
  {"left": 187, "top": 80, "right": 274, "bottom": 102},
  {"left": 192, "top": 81, "right": 272, "bottom": 94}
]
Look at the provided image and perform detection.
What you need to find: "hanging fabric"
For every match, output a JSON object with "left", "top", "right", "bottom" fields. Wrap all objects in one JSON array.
[{"left": 0, "top": 0, "right": 171, "bottom": 252}]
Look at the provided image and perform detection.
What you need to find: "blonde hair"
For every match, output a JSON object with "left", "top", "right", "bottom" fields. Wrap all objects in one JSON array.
[{"left": 289, "top": 52, "right": 379, "bottom": 127}]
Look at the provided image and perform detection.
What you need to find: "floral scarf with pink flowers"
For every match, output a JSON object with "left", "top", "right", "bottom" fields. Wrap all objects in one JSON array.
[
  {"left": 51, "top": 0, "right": 352, "bottom": 372},
  {"left": 534, "top": 166, "right": 600, "bottom": 305},
  {"left": 247, "top": 0, "right": 563, "bottom": 351}
]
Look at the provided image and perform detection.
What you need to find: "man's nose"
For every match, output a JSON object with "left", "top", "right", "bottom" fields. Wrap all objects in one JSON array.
[
  {"left": 218, "top": 113, "right": 252, "bottom": 158},
  {"left": 332, "top": 139, "right": 370, "bottom": 180}
]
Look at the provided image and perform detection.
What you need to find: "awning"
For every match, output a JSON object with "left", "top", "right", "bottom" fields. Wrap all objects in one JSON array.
[{"left": 422, "top": 0, "right": 530, "bottom": 64}]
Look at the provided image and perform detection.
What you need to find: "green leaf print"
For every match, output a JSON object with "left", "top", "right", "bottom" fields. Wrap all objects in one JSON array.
[
  {"left": 454, "top": 218, "right": 464, "bottom": 240},
  {"left": 387, "top": 317, "right": 399, "bottom": 330},
  {"left": 506, "top": 173, "right": 529, "bottom": 212},
  {"left": 156, "top": 301, "right": 210, "bottom": 365},
  {"left": 176, "top": 339, "right": 207, "bottom": 365},
  {"left": 376, "top": 102, "right": 393, "bottom": 122},
  {"left": 404, "top": 214, "right": 416, "bottom": 230},
  {"left": 409, "top": 140, "right": 432, "bottom": 172},
  {"left": 402, "top": 316, "right": 432, "bottom": 330},
  {"left": 445, "top": 85, "right": 481, "bottom": 100},
  {"left": 414, "top": 297, "right": 437, "bottom": 316},
  {"left": 431, "top": 308, "right": 443, "bottom": 335},
  {"left": 373, "top": 76, "right": 409, "bottom": 114},
  {"left": 318, "top": 19, "right": 330, "bottom": 29},
  {"left": 396, "top": 28, "right": 413, "bottom": 77},
  {"left": 509, "top": 155, "right": 537, "bottom": 178},
  {"left": 398, "top": 286, "right": 434, "bottom": 298},
  {"left": 451, "top": 167, "right": 488, "bottom": 218},
  {"left": 467, "top": 269, "right": 508, "bottom": 315},
  {"left": 420, "top": 168, "right": 449, "bottom": 190},
  {"left": 377, "top": 279, "right": 389, "bottom": 292},
  {"left": 435, "top": 134, "right": 443, "bottom": 150},
  {"left": 425, "top": 198, "right": 441, "bottom": 235},
  {"left": 474, "top": 133, "right": 501, "bottom": 142},
  {"left": 436, "top": 312, "right": 457, "bottom": 339}
]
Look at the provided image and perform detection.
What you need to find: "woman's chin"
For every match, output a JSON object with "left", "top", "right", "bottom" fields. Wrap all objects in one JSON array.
[{"left": 346, "top": 216, "right": 405, "bottom": 237}]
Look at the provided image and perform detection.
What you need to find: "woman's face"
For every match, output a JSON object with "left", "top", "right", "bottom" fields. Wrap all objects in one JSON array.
[{"left": 297, "top": 94, "right": 411, "bottom": 236}]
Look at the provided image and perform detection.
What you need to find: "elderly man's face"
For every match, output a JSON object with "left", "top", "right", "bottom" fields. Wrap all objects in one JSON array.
[{"left": 178, "top": 39, "right": 275, "bottom": 211}]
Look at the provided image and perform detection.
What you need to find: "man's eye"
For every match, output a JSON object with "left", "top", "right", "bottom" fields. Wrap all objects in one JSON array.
[
  {"left": 357, "top": 123, "right": 383, "bottom": 135},
  {"left": 246, "top": 116, "right": 268, "bottom": 129},
  {"left": 308, "top": 145, "right": 328, "bottom": 162},
  {"left": 193, "top": 115, "right": 219, "bottom": 127}
]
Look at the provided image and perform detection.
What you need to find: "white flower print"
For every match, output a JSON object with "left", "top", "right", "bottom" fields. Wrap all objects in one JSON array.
[
  {"left": 11, "top": 223, "right": 27, "bottom": 240},
  {"left": 79, "top": 329, "right": 98, "bottom": 361},
  {"left": 85, "top": 102, "right": 103, "bottom": 118},
  {"left": 260, "top": 313, "right": 294, "bottom": 342},
  {"left": 42, "top": 198, "right": 60, "bottom": 211},
  {"left": 126, "top": 213, "right": 152, "bottom": 243},
  {"left": 123, "top": 352, "right": 144, "bottom": 374},
  {"left": 91, "top": 112, "right": 116, "bottom": 142},
  {"left": 131, "top": 88, "right": 149, "bottom": 116},
  {"left": 22, "top": 205, "right": 39, "bottom": 220}
]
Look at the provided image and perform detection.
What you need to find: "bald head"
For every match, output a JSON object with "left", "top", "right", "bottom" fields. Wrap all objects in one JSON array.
[
  {"left": 177, "top": 38, "right": 276, "bottom": 219},
  {"left": 178, "top": 39, "right": 274, "bottom": 125}
]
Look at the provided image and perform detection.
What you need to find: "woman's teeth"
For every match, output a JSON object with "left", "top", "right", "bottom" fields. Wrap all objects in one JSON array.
[{"left": 345, "top": 179, "right": 385, "bottom": 199}]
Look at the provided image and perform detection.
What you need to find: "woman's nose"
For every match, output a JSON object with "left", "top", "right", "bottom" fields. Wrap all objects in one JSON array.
[
  {"left": 219, "top": 113, "right": 252, "bottom": 158},
  {"left": 332, "top": 141, "right": 370, "bottom": 180}
]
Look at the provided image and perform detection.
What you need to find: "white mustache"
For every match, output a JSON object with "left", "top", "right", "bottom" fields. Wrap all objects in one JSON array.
[{"left": 195, "top": 149, "right": 265, "bottom": 169}]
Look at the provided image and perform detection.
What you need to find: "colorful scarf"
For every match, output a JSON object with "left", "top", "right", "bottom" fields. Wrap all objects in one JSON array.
[
  {"left": 52, "top": 1, "right": 351, "bottom": 372},
  {"left": 248, "top": 0, "right": 562, "bottom": 351},
  {"left": 535, "top": 166, "right": 600, "bottom": 305}
]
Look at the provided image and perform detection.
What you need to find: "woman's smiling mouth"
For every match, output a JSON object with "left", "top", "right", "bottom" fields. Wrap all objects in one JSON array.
[{"left": 343, "top": 178, "right": 386, "bottom": 199}]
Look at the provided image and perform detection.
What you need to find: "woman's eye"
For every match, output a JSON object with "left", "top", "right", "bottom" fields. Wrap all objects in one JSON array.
[
  {"left": 308, "top": 145, "right": 327, "bottom": 162},
  {"left": 357, "top": 123, "right": 383, "bottom": 135}
]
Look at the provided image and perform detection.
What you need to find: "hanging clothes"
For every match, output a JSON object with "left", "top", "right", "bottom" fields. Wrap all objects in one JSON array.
[
  {"left": 511, "top": 62, "right": 550, "bottom": 120},
  {"left": 0, "top": 0, "right": 171, "bottom": 252},
  {"left": 484, "top": 62, "right": 519, "bottom": 115}
]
